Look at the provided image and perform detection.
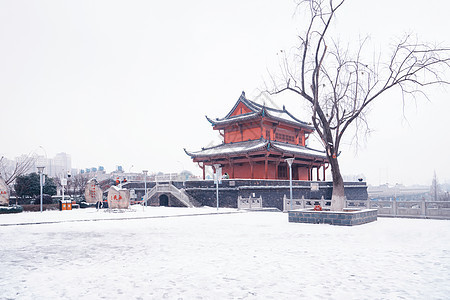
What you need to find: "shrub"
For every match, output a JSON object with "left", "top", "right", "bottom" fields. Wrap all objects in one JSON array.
[{"left": 0, "top": 205, "right": 23, "bottom": 214}]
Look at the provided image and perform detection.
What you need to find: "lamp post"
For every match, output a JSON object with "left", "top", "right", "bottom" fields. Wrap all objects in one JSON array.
[
  {"left": 213, "top": 164, "right": 221, "bottom": 211},
  {"left": 143, "top": 170, "right": 148, "bottom": 210},
  {"left": 61, "top": 175, "right": 67, "bottom": 206},
  {"left": 285, "top": 158, "right": 294, "bottom": 211},
  {"left": 37, "top": 166, "right": 45, "bottom": 213}
]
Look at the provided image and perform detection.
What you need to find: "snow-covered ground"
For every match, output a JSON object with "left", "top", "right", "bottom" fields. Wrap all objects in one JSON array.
[{"left": 1, "top": 206, "right": 449, "bottom": 299}]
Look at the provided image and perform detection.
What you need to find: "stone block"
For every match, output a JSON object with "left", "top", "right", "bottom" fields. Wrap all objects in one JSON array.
[{"left": 288, "top": 209, "right": 377, "bottom": 226}]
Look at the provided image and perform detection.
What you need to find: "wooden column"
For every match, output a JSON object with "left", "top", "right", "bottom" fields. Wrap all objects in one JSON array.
[
  {"left": 323, "top": 164, "right": 326, "bottom": 181},
  {"left": 198, "top": 162, "right": 206, "bottom": 180},
  {"left": 275, "top": 159, "right": 281, "bottom": 179},
  {"left": 228, "top": 157, "right": 235, "bottom": 179},
  {"left": 316, "top": 167, "right": 320, "bottom": 181},
  {"left": 239, "top": 124, "right": 243, "bottom": 142},
  {"left": 264, "top": 155, "right": 268, "bottom": 179},
  {"left": 260, "top": 118, "right": 263, "bottom": 138},
  {"left": 247, "top": 155, "right": 254, "bottom": 179}
]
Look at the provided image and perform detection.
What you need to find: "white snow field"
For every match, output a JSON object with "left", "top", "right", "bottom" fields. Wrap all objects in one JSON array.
[{"left": 1, "top": 206, "right": 449, "bottom": 299}]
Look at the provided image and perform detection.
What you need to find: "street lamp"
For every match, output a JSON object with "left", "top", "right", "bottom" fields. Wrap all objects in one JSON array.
[
  {"left": 61, "top": 175, "right": 67, "bottom": 206},
  {"left": 37, "top": 166, "right": 45, "bottom": 213},
  {"left": 143, "top": 170, "right": 148, "bottom": 210},
  {"left": 285, "top": 158, "right": 294, "bottom": 210},
  {"left": 213, "top": 164, "right": 221, "bottom": 211}
]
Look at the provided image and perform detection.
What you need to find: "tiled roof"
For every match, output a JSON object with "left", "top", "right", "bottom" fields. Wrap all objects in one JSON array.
[
  {"left": 185, "top": 139, "right": 268, "bottom": 158},
  {"left": 270, "top": 141, "right": 326, "bottom": 159},
  {"left": 185, "top": 139, "right": 326, "bottom": 160},
  {"left": 206, "top": 92, "right": 314, "bottom": 130}
]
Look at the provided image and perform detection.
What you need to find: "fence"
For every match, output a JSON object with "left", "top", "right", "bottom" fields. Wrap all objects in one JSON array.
[
  {"left": 283, "top": 195, "right": 331, "bottom": 211},
  {"left": 155, "top": 173, "right": 180, "bottom": 183},
  {"left": 283, "top": 195, "right": 450, "bottom": 219},
  {"left": 238, "top": 196, "right": 263, "bottom": 210}
]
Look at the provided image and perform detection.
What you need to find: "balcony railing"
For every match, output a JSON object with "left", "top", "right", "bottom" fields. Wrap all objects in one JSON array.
[
  {"left": 238, "top": 196, "right": 263, "bottom": 210},
  {"left": 283, "top": 195, "right": 450, "bottom": 219}
]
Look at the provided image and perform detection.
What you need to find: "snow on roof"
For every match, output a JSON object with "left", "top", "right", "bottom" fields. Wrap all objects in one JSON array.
[
  {"left": 206, "top": 111, "right": 259, "bottom": 126},
  {"left": 185, "top": 140, "right": 268, "bottom": 158},
  {"left": 265, "top": 108, "right": 308, "bottom": 127},
  {"left": 270, "top": 141, "right": 327, "bottom": 159},
  {"left": 185, "top": 139, "right": 326, "bottom": 159}
]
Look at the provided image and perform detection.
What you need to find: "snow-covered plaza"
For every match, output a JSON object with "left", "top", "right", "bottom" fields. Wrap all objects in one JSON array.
[{"left": 1, "top": 207, "right": 449, "bottom": 299}]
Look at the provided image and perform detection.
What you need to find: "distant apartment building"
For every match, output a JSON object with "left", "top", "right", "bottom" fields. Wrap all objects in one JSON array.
[
  {"left": 53, "top": 152, "right": 72, "bottom": 177},
  {"left": 32, "top": 152, "right": 72, "bottom": 177}
]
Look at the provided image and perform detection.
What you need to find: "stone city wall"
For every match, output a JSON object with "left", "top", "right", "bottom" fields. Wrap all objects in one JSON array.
[{"left": 125, "top": 179, "right": 368, "bottom": 211}]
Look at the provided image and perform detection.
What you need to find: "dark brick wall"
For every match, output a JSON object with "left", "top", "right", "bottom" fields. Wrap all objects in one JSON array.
[
  {"left": 124, "top": 179, "right": 368, "bottom": 211},
  {"left": 184, "top": 189, "right": 239, "bottom": 208},
  {"left": 183, "top": 180, "right": 367, "bottom": 211}
]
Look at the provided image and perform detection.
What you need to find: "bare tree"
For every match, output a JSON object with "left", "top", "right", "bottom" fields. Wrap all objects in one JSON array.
[
  {"left": 53, "top": 176, "right": 63, "bottom": 197},
  {"left": 73, "top": 173, "right": 90, "bottom": 197},
  {"left": 430, "top": 171, "right": 449, "bottom": 201},
  {"left": 442, "top": 191, "right": 450, "bottom": 202},
  {"left": 0, "top": 154, "right": 36, "bottom": 186},
  {"left": 269, "top": 0, "right": 450, "bottom": 210}
]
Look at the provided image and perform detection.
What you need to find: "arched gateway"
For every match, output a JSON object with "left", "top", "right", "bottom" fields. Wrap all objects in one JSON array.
[
  {"left": 159, "top": 194, "right": 169, "bottom": 206},
  {"left": 142, "top": 182, "right": 195, "bottom": 208}
]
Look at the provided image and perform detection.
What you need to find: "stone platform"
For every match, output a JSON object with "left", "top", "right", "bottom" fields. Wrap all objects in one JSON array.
[{"left": 288, "top": 208, "right": 377, "bottom": 226}]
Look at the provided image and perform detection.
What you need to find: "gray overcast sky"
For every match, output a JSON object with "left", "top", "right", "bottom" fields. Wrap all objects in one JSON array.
[{"left": 1, "top": 0, "right": 449, "bottom": 186}]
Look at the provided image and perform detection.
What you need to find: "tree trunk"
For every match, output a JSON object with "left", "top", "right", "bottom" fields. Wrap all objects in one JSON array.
[{"left": 329, "top": 156, "right": 346, "bottom": 211}]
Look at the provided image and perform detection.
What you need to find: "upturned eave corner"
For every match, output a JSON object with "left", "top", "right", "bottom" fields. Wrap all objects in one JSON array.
[
  {"left": 183, "top": 148, "right": 194, "bottom": 158},
  {"left": 205, "top": 115, "right": 216, "bottom": 126}
]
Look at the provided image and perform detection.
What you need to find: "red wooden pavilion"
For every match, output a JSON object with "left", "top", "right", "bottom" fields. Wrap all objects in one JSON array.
[{"left": 185, "top": 92, "right": 329, "bottom": 180}]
